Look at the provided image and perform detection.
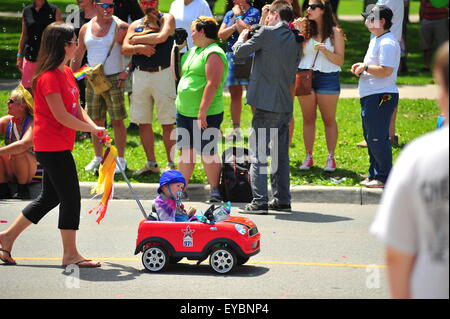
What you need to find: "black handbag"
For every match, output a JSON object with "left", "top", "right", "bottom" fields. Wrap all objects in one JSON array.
[{"left": 233, "top": 56, "right": 253, "bottom": 79}]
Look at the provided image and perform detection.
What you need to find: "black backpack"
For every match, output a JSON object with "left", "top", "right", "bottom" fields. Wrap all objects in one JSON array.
[{"left": 219, "top": 147, "right": 253, "bottom": 203}]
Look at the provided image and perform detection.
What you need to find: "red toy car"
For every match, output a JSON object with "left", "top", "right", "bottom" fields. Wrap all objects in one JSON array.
[{"left": 135, "top": 204, "right": 261, "bottom": 274}]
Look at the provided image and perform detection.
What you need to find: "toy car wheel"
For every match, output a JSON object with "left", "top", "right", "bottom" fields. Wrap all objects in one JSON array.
[
  {"left": 209, "top": 247, "right": 236, "bottom": 274},
  {"left": 142, "top": 245, "right": 169, "bottom": 272}
]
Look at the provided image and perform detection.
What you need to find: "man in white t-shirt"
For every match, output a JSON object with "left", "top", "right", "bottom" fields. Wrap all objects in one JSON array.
[
  {"left": 370, "top": 42, "right": 449, "bottom": 299},
  {"left": 351, "top": 4, "right": 400, "bottom": 188},
  {"left": 169, "top": 0, "right": 213, "bottom": 53}
]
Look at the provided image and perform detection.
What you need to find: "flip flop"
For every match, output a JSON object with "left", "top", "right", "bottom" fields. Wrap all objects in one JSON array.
[
  {"left": 62, "top": 259, "right": 101, "bottom": 268},
  {"left": 0, "top": 249, "right": 17, "bottom": 265}
]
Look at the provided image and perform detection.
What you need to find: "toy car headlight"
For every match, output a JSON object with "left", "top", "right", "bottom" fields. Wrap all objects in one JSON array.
[{"left": 235, "top": 224, "right": 247, "bottom": 235}]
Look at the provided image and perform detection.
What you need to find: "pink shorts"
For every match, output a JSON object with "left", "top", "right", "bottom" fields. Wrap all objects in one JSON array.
[{"left": 21, "top": 58, "right": 37, "bottom": 89}]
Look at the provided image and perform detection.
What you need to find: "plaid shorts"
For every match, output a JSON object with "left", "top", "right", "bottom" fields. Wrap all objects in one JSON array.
[{"left": 85, "top": 73, "right": 127, "bottom": 120}]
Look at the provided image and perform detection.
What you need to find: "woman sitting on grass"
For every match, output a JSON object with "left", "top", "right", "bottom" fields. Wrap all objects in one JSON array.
[{"left": 0, "top": 85, "right": 36, "bottom": 199}]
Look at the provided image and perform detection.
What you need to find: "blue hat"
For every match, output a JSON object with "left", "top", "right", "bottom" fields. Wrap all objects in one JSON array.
[{"left": 158, "top": 170, "right": 186, "bottom": 194}]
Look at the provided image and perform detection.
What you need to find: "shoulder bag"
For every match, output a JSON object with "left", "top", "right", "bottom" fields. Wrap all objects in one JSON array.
[
  {"left": 84, "top": 19, "right": 119, "bottom": 95},
  {"left": 295, "top": 49, "right": 320, "bottom": 96}
]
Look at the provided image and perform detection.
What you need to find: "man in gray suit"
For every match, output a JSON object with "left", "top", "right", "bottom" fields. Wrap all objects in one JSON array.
[{"left": 233, "top": 0, "right": 302, "bottom": 214}]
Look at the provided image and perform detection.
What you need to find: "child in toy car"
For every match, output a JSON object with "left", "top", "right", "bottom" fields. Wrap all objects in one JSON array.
[{"left": 154, "top": 170, "right": 197, "bottom": 222}]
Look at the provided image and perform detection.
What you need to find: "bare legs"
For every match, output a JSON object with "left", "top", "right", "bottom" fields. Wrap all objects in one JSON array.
[
  {"left": 139, "top": 123, "right": 176, "bottom": 164},
  {"left": 178, "top": 149, "right": 221, "bottom": 190},
  {"left": 0, "top": 213, "right": 100, "bottom": 266},
  {"left": 0, "top": 152, "right": 37, "bottom": 185},
  {"left": 229, "top": 85, "right": 243, "bottom": 129},
  {"left": 298, "top": 92, "right": 339, "bottom": 160}
]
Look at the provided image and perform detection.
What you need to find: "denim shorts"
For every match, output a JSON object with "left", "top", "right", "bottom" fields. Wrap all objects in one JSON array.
[
  {"left": 176, "top": 112, "right": 223, "bottom": 156},
  {"left": 298, "top": 69, "right": 341, "bottom": 95},
  {"left": 226, "top": 52, "right": 250, "bottom": 87}
]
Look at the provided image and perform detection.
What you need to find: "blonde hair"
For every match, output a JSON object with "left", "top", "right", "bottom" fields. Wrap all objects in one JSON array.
[
  {"left": 191, "top": 16, "right": 220, "bottom": 40},
  {"left": 11, "top": 84, "right": 34, "bottom": 116}
]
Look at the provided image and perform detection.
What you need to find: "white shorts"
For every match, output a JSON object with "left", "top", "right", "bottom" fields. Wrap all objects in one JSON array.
[{"left": 131, "top": 67, "right": 177, "bottom": 125}]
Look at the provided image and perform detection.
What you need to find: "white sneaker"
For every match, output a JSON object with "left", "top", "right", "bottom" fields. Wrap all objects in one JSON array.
[
  {"left": 85, "top": 157, "right": 102, "bottom": 172},
  {"left": 115, "top": 158, "right": 127, "bottom": 174},
  {"left": 323, "top": 156, "right": 337, "bottom": 172}
]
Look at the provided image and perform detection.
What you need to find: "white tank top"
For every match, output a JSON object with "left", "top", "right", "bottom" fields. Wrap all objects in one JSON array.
[
  {"left": 298, "top": 37, "right": 341, "bottom": 73},
  {"left": 84, "top": 17, "right": 124, "bottom": 75}
]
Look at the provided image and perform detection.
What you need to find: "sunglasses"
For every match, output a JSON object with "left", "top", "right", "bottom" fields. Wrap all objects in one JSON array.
[
  {"left": 97, "top": 3, "right": 114, "bottom": 9},
  {"left": 140, "top": 0, "right": 157, "bottom": 6},
  {"left": 308, "top": 4, "right": 324, "bottom": 10},
  {"left": 7, "top": 99, "right": 18, "bottom": 105}
]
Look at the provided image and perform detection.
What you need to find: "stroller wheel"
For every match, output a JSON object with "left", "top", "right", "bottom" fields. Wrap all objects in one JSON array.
[{"left": 142, "top": 245, "right": 169, "bottom": 272}]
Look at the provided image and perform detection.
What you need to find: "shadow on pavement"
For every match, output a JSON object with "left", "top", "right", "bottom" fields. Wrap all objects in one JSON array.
[
  {"left": 138, "top": 262, "right": 269, "bottom": 278},
  {"left": 13, "top": 261, "right": 269, "bottom": 281},
  {"left": 66, "top": 262, "right": 143, "bottom": 282},
  {"left": 272, "top": 211, "right": 353, "bottom": 223}
]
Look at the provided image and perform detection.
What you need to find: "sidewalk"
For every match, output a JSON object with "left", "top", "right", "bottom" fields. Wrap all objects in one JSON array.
[
  {"left": 225, "top": 83, "right": 439, "bottom": 99},
  {"left": 0, "top": 77, "right": 438, "bottom": 99}
]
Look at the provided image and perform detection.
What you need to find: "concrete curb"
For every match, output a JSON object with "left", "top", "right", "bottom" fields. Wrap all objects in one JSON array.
[{"left": 79, "top": 182, "right": 383, "bottom": 205}]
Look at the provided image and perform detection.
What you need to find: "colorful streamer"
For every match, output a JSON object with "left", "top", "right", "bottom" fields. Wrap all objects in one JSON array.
[{"left": 88, "top": 136, "right": 117, "bottom": 224}]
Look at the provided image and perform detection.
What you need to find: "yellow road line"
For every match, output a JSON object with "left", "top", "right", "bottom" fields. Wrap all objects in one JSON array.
[{"left": 13, "top": 257, "right": 386, "bottom": 268}]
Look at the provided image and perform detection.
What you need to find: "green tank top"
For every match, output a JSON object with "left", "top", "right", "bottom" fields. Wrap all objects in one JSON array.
[{"left": 176, "top": 42, "right": 228, "bottom": 117}]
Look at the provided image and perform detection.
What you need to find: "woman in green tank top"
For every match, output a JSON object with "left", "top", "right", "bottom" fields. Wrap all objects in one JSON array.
[{"left": 175, "top": 16, "right": 228, "bottom": 203}]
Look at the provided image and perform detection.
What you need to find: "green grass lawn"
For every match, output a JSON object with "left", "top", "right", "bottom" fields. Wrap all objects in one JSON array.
[
  {"left": 0, "top": 15, "right": 434, "bottom": 84},
  {"left": 0, "top": 91, "right": 441, "bottom": 186}
]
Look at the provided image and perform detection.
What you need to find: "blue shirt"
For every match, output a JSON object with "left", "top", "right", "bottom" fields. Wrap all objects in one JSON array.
[{"left": 222, "top": 7, "right": 261, "bottom": 53}]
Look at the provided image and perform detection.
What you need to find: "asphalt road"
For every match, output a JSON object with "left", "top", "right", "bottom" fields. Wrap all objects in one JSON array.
[{"left": 0, "top": 199, "right": 389, "bottom": 300}]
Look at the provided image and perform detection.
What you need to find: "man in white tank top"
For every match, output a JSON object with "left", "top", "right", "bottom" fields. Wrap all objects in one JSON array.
[
  {"left": 71, "top": 0, "right": 130, "bottom": 174},
  {"left": 122, "top": 0, "right": 177, "bottom": 175}
]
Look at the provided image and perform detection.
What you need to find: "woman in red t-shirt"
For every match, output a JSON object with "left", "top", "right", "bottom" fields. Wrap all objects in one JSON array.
[{"left": 0, "top": 22, "right": 106, "bottom": 267}]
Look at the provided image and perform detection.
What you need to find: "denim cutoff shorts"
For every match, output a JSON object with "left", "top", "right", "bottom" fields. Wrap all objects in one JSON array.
[{"left": 298, "top": 69, "right": 341, "bottom": 95}]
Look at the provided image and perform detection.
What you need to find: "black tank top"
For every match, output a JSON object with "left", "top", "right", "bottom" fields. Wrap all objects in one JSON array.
[
  {"left": 23, "top": 1, "right": 58, "bottom": 62},
  {"left": 132, "top": 14, "right": 174, "bottom": 69}
]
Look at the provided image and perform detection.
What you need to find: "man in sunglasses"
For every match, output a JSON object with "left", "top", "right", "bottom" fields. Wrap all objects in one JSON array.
[
  {"left": 71, "top": 0, "right": 130, "bottom": 174},
  {"left": 121, "top": 0, "right": 178, "bottom": 175},
  {"left": 351, "top": 4, "right": 400, "bottom": 189}
]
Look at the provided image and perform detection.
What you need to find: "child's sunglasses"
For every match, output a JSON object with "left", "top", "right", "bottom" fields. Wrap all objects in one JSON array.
[{"left": 97, "top": 3, "right": 114, "bottom": 9}]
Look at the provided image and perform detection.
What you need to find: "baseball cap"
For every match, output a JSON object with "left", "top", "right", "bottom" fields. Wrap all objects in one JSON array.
[{"left": 361, "top": 4, "right": 393, "bottom": 24}]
